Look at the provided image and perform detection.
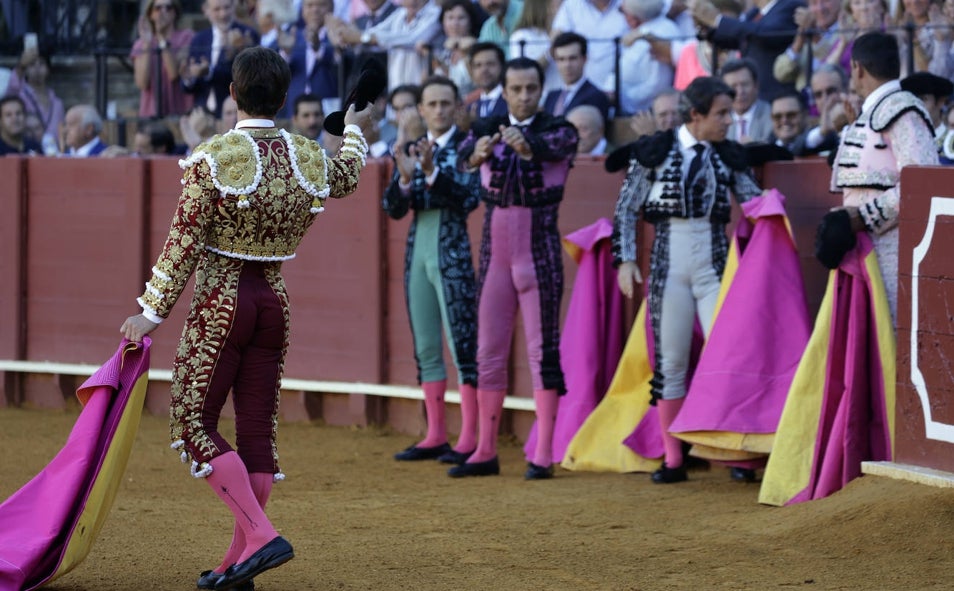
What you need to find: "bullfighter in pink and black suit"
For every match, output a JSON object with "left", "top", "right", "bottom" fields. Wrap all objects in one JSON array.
[{"left": 450, "top": 57, "right": 579, "bottom": 481}]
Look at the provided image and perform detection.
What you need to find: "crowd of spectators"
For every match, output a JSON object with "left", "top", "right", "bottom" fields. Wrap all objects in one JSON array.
[{"left": 5, "top": 0, "right": 954, "bottom": 161}]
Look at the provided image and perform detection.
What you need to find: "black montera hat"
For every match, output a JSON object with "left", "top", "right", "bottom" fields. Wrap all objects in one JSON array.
[
  {"left": 323, "top": 60, "right": 388, "bottom": 136},
  {"left": 901, "top": 72, "right": 954, "bottom": 99}
]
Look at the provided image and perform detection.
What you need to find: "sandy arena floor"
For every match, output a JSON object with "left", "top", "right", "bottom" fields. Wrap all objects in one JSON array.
[{"left": 2, "top": 406, "right": 954, "bottom": 591}]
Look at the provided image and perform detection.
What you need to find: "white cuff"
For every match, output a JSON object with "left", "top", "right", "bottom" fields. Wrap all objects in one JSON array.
[{"left": 141, "top": 307, "right": 164, "bottom": 324}]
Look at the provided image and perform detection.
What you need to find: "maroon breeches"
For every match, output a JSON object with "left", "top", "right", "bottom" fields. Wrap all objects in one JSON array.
[{"left": 171, "top": 257, "right": 289, "bottom": 474}]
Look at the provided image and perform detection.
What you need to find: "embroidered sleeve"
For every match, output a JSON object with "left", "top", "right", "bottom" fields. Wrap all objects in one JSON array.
[
  {"left": 731, "top": 169, "right": 763, "bottom": 204},
  {"left": 861, "top": 110, "right": 939, "bottom": 234},
  {"left": 612, "top": 159, "right": 652, "bottom": 266},
  {"left": 326, "top": 125, "right": 369, "bottom": 199},
  {"left": 137, "top": 163, "right": 216, "bottom": 320},
  {"left": 523, "top": 121, "right": 579, "bottom": 162}
]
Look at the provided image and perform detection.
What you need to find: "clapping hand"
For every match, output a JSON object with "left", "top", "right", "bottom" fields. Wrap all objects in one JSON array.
[
  {"left": 468, "top": 132, "right": 501, "bottom": 168},
  {"left": 497, "top": 124, "right": 532, "bottom": 159}
]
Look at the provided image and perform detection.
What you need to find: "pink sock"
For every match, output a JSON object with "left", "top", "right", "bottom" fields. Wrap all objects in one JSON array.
[
  {"left": 656, "top": 398, "right": 685, "bottom": 468},
  {"left": 531, "top": 389, "right": 558, "bottom": 467},
  {"left": 469, "top": 389, "right": 506, "bottom": 463},
  {"left": 206, "top": 452, "right": 280, "bottom": 564},
  {"left": 418, "top": 379, "right": 448, "bottom": 448},
  {"left": 215, "top": 472, "right": 274, "bottom": 572},
  {"left": 454, "top": 383, "right": 478, "bottom": 453}
]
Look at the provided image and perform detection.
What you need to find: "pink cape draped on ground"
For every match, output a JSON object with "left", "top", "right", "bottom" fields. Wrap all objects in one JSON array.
[
  {"left": 760, "top": 232, "right": 895, "bottom": 505},
  {"left": 523, "top": 218, "right": 625, "bottom": 463},
  {"left": 669, "top": 190, "right": 811, "bottom": 463},
  {"left": 0, "top": 338, "right": 151, "bottom": 590}
]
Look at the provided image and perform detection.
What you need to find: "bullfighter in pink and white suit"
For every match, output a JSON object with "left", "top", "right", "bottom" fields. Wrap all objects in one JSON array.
[{"left": 827, "top": 32, "right": 938, "bottom": 321}]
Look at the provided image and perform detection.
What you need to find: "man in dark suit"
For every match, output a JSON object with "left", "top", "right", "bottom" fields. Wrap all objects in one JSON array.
[
  {"left": 182, "top": 0, "right": 260, "bottom": 117},
  {"left": 543, "top": 32, "right": 611, "bottom": 122},
  {"left": 272, "top": 0, "right": 338, "bottom": 119},
  {"left": 692, "top": 0, "right": 804, "bottom": 101},
  {"left": 464, "top": 42, "right": 509, "bottom": 120},
  {"left": 62, "top": 104, "right": 108, "bottom": 157}
]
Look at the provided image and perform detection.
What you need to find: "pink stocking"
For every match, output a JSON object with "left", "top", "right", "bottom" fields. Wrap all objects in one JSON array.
[
  {"left": 454, "top": 383, "right": 478, "bottom": 453},
  {"left": 418, "top": 379, "right": 448, "bottom": 448},
  {"left": 215, "top": 472, "right": 274, "bottom": 572},
  {"left": 469, "top": 389, "right": 506, "bottom": 463},
  {"left": 206, "top": 452, "right": 279, "bottom": 564},
  {"left": 656, "top": 398, "right": 685, "bottom": 468},
  {"left": 531, "top": 389, "right": 558, "bottom": 467}
]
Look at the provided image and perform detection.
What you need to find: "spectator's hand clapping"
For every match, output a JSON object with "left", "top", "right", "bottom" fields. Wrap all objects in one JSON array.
[
  {"left": 277, "top": 26, "right": 297, "bottom": 53},
  {"left": 930, "top": 3, "right": 952, "bottom": 43},
  {"left": 629, "top": 111, "right": 657, "bottom": 137},
  {"left": 187, "top": 56, "right": 210, "bottom": 80}
]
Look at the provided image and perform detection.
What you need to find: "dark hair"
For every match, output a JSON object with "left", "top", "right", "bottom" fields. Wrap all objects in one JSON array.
[
  {"left": 141, "top": 120, "right": 177, "bottom": 154},
  {"left": 679, "top": 76, "right": 735, "bottom": 121},
  {"left": 468, "top": 41, "right": 505, "bottom": 67},
  {"left": 851, "top": 31, "right": 900, "bottom": 81},
  {"left": 720, "top": 58, "right": 759, "bottom": 84},
  {"left": 389, "top": 84, "right": 422, "bottom": 106},
  {"left": 143, "top": 0, "right": 183, "bottom": 29},
  {"left": 420, "top": 75, "right": 460, "bottom": 101},
  {"left": 293, "top": 93, "right": 324, "bottom": 117},
  {"left": 0, "top": 95, "right": 26, "bottom": 113},
  {"left": 771, "top": 90, "right": 806, "bottom": 110},
  {"left": 231, "top": 47, "right": 291, "bottom": 117},
  {"left": 440, "top": 0, "right": 482, "bottom": 37},
  {"left": 551, "top": 31, "right": 587, "bottom": 57},
  {"left": 503, "top": 56, "right": 545, "bottom": 88}
]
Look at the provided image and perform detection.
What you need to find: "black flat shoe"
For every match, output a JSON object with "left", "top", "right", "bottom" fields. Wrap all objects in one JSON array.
[
  {"left": 199, "top": 571, "right": 255, "bottom": 590},
  {"left": 730, "top": 467, "right": 758, "bottom": 483},
  {"left": 524, "top": 462, "right": 554, "bottom": 480},
  {"left": 394, "top": 442, "right": 452, "bottom": 461},
  {"left": 437, "top": 449, "right": 474, "bottom": 465},
  {"left": 447, "top": 456, "right": 499, "bottom": 477},
  {"left": 214, "top": 536, "right": 294, "bottom": 590},
  {"left": 651, "top": 463, "right": 688, "bottom": 484},
  {"left": 197, "top": 570, "right": 222, "bottom": 589}
]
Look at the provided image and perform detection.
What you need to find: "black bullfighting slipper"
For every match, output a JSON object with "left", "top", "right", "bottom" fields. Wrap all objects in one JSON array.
[
  {"left": 394, "top": 442, "right": 452, "bottom": 461},
  {"left": 197, "top": 569, "right": 222, "bottom": 589},
  {"left": 437, "top": 448, "right": 475, "bottom": 465},
  {"left": 651, "top": 463, "right": 688, "bottom": 484},
  {"left": 213, "top": 536, "right": 294, "bottom": 590},
  {"left": 199, "top": 571, "right": 255, "bottom": 590},
  {"left": 524, "top": 462, "right": 554, "bottom": 480},
  {"left": 730, "top": 467, "right": 758, "bottom": 483},
  {"left": 447, "top": 456, "right": 499, "bottom": 477}
]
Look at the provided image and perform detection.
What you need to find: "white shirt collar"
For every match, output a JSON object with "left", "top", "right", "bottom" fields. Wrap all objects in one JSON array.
[
  {"left": 862, "top": 80, "right": 902, "bottom": 115},
  {"left": 427, "top": 125, "right": 457, "bottom": 148},
  {"left": 760, "top": 0, "right": 779, "bottom": 15},
  {"left": 677, "top": 124, "right": 708, "bottom": 150},
  {"left": 73, "top": 137, "right": 101, "bottom": 156},
  {"left": 588, "top": 137, "right": 607, "bottom": 155},
  {"left": 565, "top": 77, "right": 586, "bottom": 94},
  {"left": 482, "top": 85, "right": 503, "bottom": 101},
  {"left": 509, "top": 113, "right": 536, "bottom": 126},
  {"left": 236, "top": 118, "right": 275, "bottom": 129}
]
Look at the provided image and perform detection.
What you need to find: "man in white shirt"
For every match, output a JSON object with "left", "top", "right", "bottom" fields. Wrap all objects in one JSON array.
[
  {"left": 62, "top": 105, "right": 108, "bottom": 157},
  {"left": 551, "top": 0, "right": 630, "bottom": 92},
  {"left": 616, "top": 0, "right": 681, "bottom": 115}
]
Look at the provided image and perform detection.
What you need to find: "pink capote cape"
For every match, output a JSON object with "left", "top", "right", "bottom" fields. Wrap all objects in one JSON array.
[
  {"left": 760, "top": 233, "right": 895, "bottom": 506},
  {"left": 670, "top": 190, "right": 812, "bottom": 462},
  {"left": 0, "top": 339, "right": 151, "bottom": 590},
  {"left": 523, "top": 218, "right": 625, "bottom": 463}
]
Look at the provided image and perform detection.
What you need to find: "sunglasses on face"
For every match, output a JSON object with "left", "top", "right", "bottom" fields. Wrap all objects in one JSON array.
[{"left": 771, "top": 111, "right": 801, "bottom": 122}]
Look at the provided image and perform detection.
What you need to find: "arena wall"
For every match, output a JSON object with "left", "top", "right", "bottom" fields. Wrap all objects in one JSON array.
[{"left": 10, "top": 155, "right": 946, "bottom": 473}]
